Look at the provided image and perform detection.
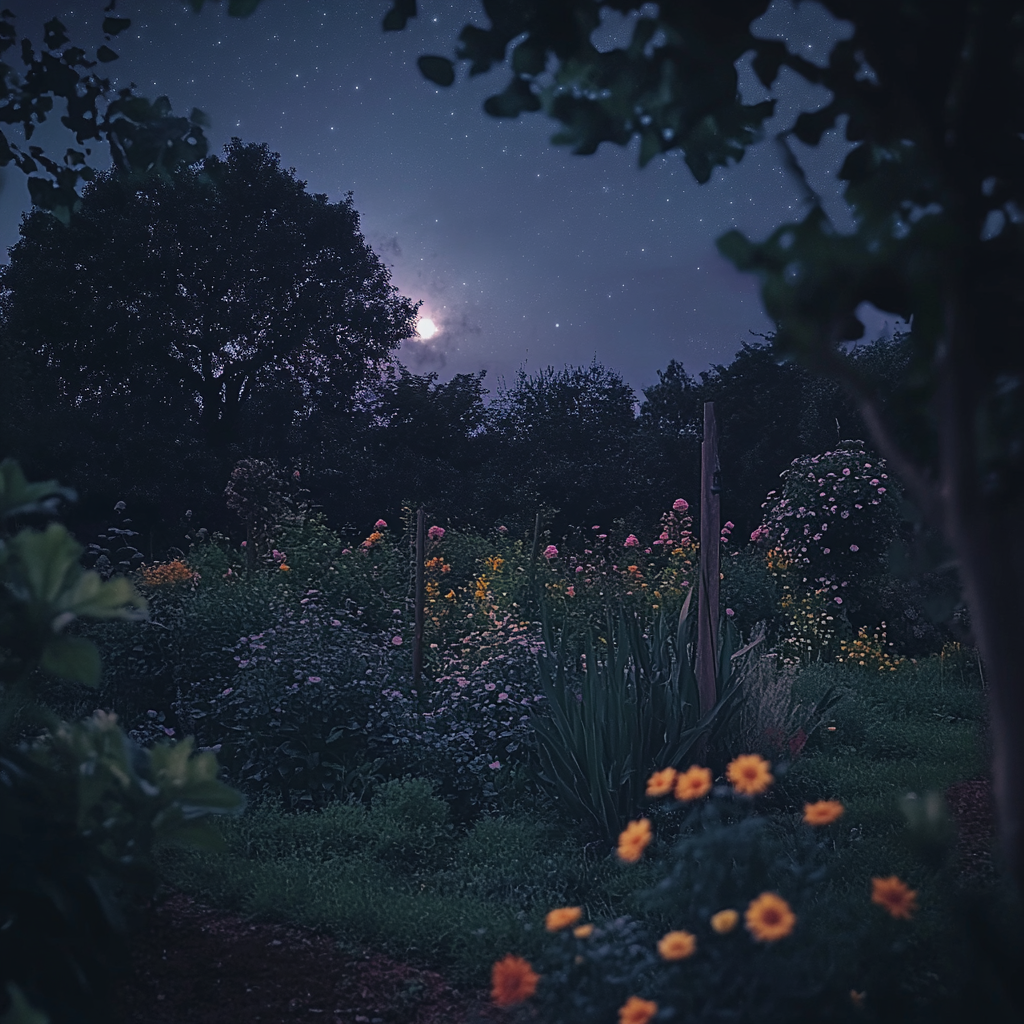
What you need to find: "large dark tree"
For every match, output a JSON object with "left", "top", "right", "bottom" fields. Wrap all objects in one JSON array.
[{"left": 0, "top": 139, "right": 417, "bottom": 524}]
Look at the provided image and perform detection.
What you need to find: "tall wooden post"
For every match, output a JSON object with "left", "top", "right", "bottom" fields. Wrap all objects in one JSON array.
[
  {"left": 413, "top": 507, "right": 425, "bottom": 687},
  {"left": 696, "top": 402, "right": 721, "bottom": 716}
]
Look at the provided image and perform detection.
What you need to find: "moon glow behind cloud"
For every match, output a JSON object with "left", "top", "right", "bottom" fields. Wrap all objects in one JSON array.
[{"left": 416, "top": 317, "right": 438, "bottom": 340}]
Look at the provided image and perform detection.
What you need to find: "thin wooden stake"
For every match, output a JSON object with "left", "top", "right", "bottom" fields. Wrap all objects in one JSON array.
[
  {"left": 697, "top": 402, "right": 721, "bottom": 716},
  {"left": 413, "top": 507, "right": 425, "bottom": 687}
]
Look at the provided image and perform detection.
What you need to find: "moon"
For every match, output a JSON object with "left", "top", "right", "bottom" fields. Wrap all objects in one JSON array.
[{"left": 416, "top": 317, "right": 438, "bottom": 340}]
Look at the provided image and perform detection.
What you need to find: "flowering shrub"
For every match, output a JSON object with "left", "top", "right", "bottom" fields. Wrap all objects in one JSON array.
[
  {"left": 494, "top": 762, "right": 930, "bottom": 1024},
  {"left": 139, "top": 559, "right": 197, "bottom": 587},
  {"left": 837, "top": 623, "right": 906, "bottom": 672},
  {"left": 755, "top": 442, "right": 902, "bottom": 627}
]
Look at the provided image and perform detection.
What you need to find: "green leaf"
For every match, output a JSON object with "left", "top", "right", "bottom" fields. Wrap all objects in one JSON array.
[
  {"left": 101, "top": 16, "right": 132, "bottom": 37},
  {"left": 40, "top": 635, "right": 101, "bottom": 686},
  {"left": 417, "top": 55, "right": 455, "bottom": 87},
  {"left": 382, "top": 0, "right": 417, "bottom": 32},
  {"left": 0, "top": 459, "right": 75, "bottom": 521},
  {"left": 1, "top": 984, "right": 50, "bottom": 1024}
]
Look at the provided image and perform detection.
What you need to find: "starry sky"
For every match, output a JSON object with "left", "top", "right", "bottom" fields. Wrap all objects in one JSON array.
[{"left": 0, "top": 0, "right": 898, "bottom": 394}]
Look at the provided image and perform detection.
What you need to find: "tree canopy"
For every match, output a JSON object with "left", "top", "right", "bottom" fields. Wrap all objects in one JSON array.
[{"left": 0, "top": 139, "right": 417, "bottom": 521}]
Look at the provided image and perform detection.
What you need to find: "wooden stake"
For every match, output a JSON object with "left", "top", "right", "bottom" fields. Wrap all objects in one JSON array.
[
  {"left": 413, "top": 507, "right": 425, "bottom": 687},
  {"left": 697, "top": 402, "right": 721, "bottom": 716}
]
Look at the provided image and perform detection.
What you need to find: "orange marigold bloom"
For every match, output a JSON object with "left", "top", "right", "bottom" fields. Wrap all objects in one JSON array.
[
  {"left": 745, "top": 892, "right": 796, "bottom": 942},
  {"left": 710, "top": 909, "right": 739, "bottom": 934},
  {"left": 657, "top": 930, "right": 697, "bottom": 960},
  {"left": 490, "top": 954, "right": 539, "bottom": 1007},
  {"left": 617, "top": 818, "right": 652, "bottom": 863},
  {"left": 278, "top": 564, "right": 290, "bottom": 571},
  {"left": 871, "top": 876, "right": 918, "bottom": 919},
  {"left": 675, "top": 765, "right": 713, "bottom": 801},
  {"left": 573, "top": 923, "right": 595, "bottom": 938},
  {"left": 545, "top": 906, "right": 583, "bottom": 932},
  {"left": 726, "top": 754, "right": 774, "bottom": 796},
  {"left": 646, "top": 767, "right": 677, "bottom": 798},
  {"left": 618, "top": 996, "right": 658, "bottom": 1024},
  {"left": 803, "top": 800, "right": 845, "bottom": 826}
]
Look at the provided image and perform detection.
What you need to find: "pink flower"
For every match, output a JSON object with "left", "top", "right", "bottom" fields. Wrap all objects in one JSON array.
[
  {"left": 428, "top": 525, "right": 445, "bottom": 541},
  {"left": 598, "top": 534, "right": 607, "bottom": 540},
  {"left": 293, "top": 470, "right": 301, "bottom": 480},
  {"left": 592, "top": 525, "right": 601, "bottom": 531},
  {"left": 724, "top": 521, "right": 735, "bottom": 530},
  {"left": 849, "top": 544, "right": 859, "bottom": 552},
  {"left": 543, "top": 544, "right": 558, "bottom": 559},
  {"left": 308, "top": 676, "right": 321, "bottom": 683},
  {"left": 575, "top": 565, "right": 584, "bottom": 573},
  {"left": 391, "top": 635, "right": 403, "bottom": 646},
  {"left": 624, "top": 534, "right": 639, "bottom": 547},
  {"left": 331, "top": 618, "right": 341, "bottom": 626},
  {"left": 341, "top": 548, "right": 352, "bottom": 555},
  {"left": 498, "top": 525, "right": 508, "bottom": 534},
  {"left": 877, "top": 487, "right": 886, "bottom": 494},
  {"left": 240, "top": 541, "right": 247, "bottom": 548},
  {"left": 834, "top": 597, "right": 843, "bottom": 605},
  {"left": 498, "top": 692, "right": 508, "bottom": 701},
  {"left": 870, "top": 479, "right": 879, "bottom": 487},
  {"left": 489, "top": 761, "right": 501, "bottom": 770},
  {"left": 725, "top": 608, "right": 735, "bottom": 617},
  {"left": 822, "top": 548, "right": 830, "bottom": 554},
  {"left": 644, "top": 548, "right": 652, "bottom": 554},
  {"left": 375, "top": 519, "right": 388, "bottom": 529},
  {"left": 673, "top": 498, "right": 689, "bottom": 512},
  {"left": 842, "top": 468, "right": 851, "bottom": 476},
  {"left": 485, "top": 682, "right": 497, "bottom": 691},
  {"left": 566, "top": 586, "right": 575, "bottom": 598}
]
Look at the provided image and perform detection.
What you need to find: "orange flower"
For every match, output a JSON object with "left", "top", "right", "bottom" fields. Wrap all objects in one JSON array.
[
  {"left": 490, "top": 954, "right": 539, "bottom": 1007},
  {"left": 140, "top": 560, "right": 194, "bottom": 586},
  {"left": 657, "top": 930, "right": 697, "bottom": 960},
  {"left": 618, "top": 995, "right": 658, "bottom": 1024},
  {"left": 674, "top": 765, "right": 713, "bottom": 801},
  {"left": 646, "top": 767, "right": 677, "bottom": 797},
  {"left": 871, "top": 876, "right": 918, "bottom": 919},
  {"left": 744, "top": 892, "right": 796, "bottom": 942},
  {"left": 278, "top": 563, "right": 290, "bottom": 571},
  {"left": 617, "top": 818, "right": 652, "bottom": 863},
  {"left": 573, "top": 923, "right": 595, "bottom": 938},
  {"left": 545, "top": 906, "right": 583, "bottom": 932},
  {"left": 803, "top": 800, "right": 845, "bottom": 825},
  {"left": 726, "top": 754, "right": 774, "bottom": 796},
  {"left": 710, "top": 909, "right": 739, "bottom": 934}
]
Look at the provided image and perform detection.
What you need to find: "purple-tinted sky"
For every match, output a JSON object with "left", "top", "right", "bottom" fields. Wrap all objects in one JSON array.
[{"left": 0, "top": 1, "right": 904, "bottom": 393}]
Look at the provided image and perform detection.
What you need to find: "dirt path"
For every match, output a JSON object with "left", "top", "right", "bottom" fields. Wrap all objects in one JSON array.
[{"left": 115, "top": 892, "right": 501, "bottom": 1024}]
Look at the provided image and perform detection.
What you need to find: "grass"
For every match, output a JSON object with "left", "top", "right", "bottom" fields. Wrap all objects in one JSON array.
[
  {"left": 158, "top": 778, "right": 658, "bottom": 984},
  {"left": 158, "top": 650, "right": 994, "bottom": 987}
]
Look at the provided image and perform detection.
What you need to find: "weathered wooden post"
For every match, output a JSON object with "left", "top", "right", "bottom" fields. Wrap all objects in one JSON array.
[
  {"left": 696, "top": 402, "right": 721, "bottom": 716},
  {"left": 413, "top": 507, "right": 425, "bottom": 687}
]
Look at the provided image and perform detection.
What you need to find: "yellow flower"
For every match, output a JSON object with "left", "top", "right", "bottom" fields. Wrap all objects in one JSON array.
[
  {"left": 545, "top": 906, "right": 583, "bottom": 932},
  {"left": 726, "top": 754, "right": 774, "bottom": 796},
  {"left": 573, "top": 923, "right": 595, "bottom": 938},
  {"left": 618, "top": 995, "right": 658, "bottom": 1024},
  {"left": 617, "top": 818, "right": 652, "bottom": 863},
  {"left": 645, "top": 767, "right": 677, "bottom": 798},
  {"left": 674, "top": 765, "right": 713, "bottom": 801},
  {"left": 803, "top": 800, "right": 845, "bottom": 826},
  {"left": 490, "top": 955, "right": 539, "bottom": 1007},
  {"left": 710, "top": 909, "right": 739, "bottom": 934},
  {"left": 657, "top": 930, "right": 697, "bottom": 960},
  {"left": 871, "top": 876, "right": 918, "bottom": 919},
  {"left": 744, "top": 892, "right": 796, "bottom": 942}
]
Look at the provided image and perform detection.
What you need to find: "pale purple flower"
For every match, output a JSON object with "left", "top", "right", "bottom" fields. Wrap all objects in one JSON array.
[
  {"left": 489, "top": 761, "right": 501, "bottom": 770},
  {"left": 834, "top": 597, "right": 843, "bottom": 605},
  {"left": 308, "top": 676, "right": 321, "bottom": 683},
  {"left": 842, "top": 468, "right": 851, "bottom": 476},
  {"left": 822, "top": 548, "right": 830, "bottom": 555},
  {"left": 331, "top": 618, "right": 341, "bottom": 626},
  {"left": 485, "top": 682, "right": 497, "bottom": 691},
  {"left": 850, "top": 544, "right": 859, "bottom": 552},
  {"left": 576, "top": 565, "right": 584, "bottom": 573},
  {"left": 725, "top": 608, "right": 735, "bottom": 617},
  {"left": 428, "top": 525, "right": 445, "bottom": 541},
  {"left": 498, "top": 692, "right": 508, "bottom": 701},
  {"left": 391, "top": 635, "right": 403, "bottom": 646},
  {"left": 497, "top": 525, "right": 508, "bottom": 534},
  {"left": 869, "top": 479, "right": 879, "bottom": 487}
]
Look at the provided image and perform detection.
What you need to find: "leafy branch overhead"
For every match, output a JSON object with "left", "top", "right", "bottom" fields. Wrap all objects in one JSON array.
[{"left": 0, "top": 8, "right": 208, "bottom": 222}]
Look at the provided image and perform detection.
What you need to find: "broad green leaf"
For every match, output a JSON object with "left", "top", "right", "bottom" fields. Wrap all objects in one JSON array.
[
  {"left": 0, "top": 459, "right": 75, "bottom": 521},
  {"left": 418, "top": 55, "right": 455, "bottom": 87}
]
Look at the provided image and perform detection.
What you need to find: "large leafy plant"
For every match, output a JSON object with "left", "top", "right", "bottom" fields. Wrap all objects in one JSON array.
[{"left": 0, "top": 460, "right": 242, "bottom": 1024}]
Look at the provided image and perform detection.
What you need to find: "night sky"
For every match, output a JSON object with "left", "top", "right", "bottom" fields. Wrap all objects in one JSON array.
[{"left": 0, "top": 1, "right": 901, "bottom": 393}]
